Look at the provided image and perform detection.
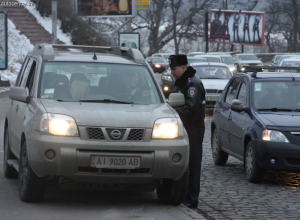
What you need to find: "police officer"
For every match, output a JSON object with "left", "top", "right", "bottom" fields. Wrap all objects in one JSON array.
[{"left": 169, "top": 54, "right": 206, "bottom": 208}]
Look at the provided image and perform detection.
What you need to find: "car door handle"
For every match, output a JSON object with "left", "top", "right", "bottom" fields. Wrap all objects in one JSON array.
[
  {"left": 15, "top": 105, "right": 19, "bottom": 112},
  {"left": 228, "top": 112, "right": 232, "bottom": 121}
]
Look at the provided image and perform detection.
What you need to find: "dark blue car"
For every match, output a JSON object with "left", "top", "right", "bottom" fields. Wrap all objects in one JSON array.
[{"left": 211, "top": 70, "right": 300, "bottom": 183}]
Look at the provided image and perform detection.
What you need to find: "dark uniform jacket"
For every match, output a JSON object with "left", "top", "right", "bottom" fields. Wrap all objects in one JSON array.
[{"left": 174, "top": 66, "right": 206, "bottom": 128}]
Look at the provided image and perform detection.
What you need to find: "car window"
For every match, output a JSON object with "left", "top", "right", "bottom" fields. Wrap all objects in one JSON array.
[
  {"left": 188, "top": 58, "right": 206, "bottom": 65},
  {"left": 152, "top": 58, "right": 165, "bottom": 63},
  {"left": 15, "top": 57, "right": 29, "bottom": 86},
  {"left": 225, "top": 77, "right": 240, "bottom": 104},
  {"left": 205, "top": 57, "right": 221, "bottom": 62},
  {"left": 20, "top": 59, "right": 34, "bottom": 88},
  {"left": 237, "top": 82, "right": 247, "bottom": 106},
  {"left": 26, "top": 61, "right": 37, "bottom": 96},
  {"left": 194, "top": 66, "right": 232, "bottom": 79},
  {"left": 221, "top": 56, "right": 234, "bottom": 65},
  {"left": 253, "top": 81, "right": 300, "bottom": 110},
  {"left": 238, "top": 55, "right": 259, "bottom": 61},
  {"left": 39, "top": 62, "right": 161, "bottom": 105}
]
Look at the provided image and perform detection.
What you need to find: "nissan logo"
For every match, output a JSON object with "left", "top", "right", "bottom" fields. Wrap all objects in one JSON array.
[{"left": 111, "top": 130, "right": 122, "bottom": 139}]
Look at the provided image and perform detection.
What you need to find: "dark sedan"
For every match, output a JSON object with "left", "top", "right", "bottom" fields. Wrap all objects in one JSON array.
[
  {"left": 211, "top": 69, "right": 300, "bottom": 183},
  {"left": 146, "top": 57, "right": 169, "bottom": 73}
]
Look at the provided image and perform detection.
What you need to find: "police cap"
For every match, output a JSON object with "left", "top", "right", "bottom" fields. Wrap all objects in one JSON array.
[{"left": 168, "top": 54, "right": 188, "bottom": 68}]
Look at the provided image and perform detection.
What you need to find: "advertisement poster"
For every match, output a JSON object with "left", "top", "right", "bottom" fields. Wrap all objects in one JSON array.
[
  {"left": 119, "top": 33, "right": 140, "bottom": 50},
  {"left": 209, "top": 9, "right": 265, "bottom": 46},
  {"left": 135, "top": 0, "right": 151, "bottom": 9},
  {"left": 0, "top": 12, "right": 7, "bottom": 70},
  {"left": 77, "top": 0, "right": 135, "bottom": 17}
]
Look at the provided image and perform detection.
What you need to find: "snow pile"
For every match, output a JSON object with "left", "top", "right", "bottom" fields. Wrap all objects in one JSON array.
[{"left": 1, "top": 19, "right": 33, "bottom": 85}]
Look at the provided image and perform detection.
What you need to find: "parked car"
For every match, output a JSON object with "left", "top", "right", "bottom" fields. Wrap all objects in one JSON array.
[
  {"left": 277, "top": 54, "right": 300, "bottom": 66},
  {"left": 152, "top": 53, "right": 173, "bottom": 62},
  {"left": 161, "top": 57, "right": 207, "bottom": 97},
  {"left": 232, "top": 53, "right": 263, "bottom": 72},
  {"left": 194, "top": 55, "right": 222, "bottom": 63},
  {"left": 146, "top": 57, "right": 169, "bottom": 73},
  {"left": 211, "top": 68, "right": 300, "bottom": 183},
  {"left": 3, "top": 43, "right": 189, "bottom": 204},
  {"left": 187, "top": 52, "right": 206, "bottom": 57},
  {"left": 268, "top": 54, "right": 283, "bottom": 72},
  {"left": 219, "top": 54, "right": 237, "bottom": 74},
  {"left": 189, "top": 63, "right": 233, "bottom": 108}
]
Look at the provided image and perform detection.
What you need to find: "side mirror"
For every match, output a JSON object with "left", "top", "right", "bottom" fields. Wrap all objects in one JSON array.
[
  {"left": 231, "top": 99, "right": 246, "bottom": 112},
  {"left": 9, "top": 87, "right": 30, "bottom": 103},
  {"left": 167, "top": 93, "right": 185, "bottom": 107}
]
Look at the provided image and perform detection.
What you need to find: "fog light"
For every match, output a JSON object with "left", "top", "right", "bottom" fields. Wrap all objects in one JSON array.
[
  {"left": 172, "top": 153, "right": 182, "bottom": 163},
  {"left": 164, "top": 86, "right": 169, "bottom": 91},
  {"left": 270, "top": 158, "right": 276, "bottom": 164},
  {"left": 45, "top": 150, "right": 56, "bottom": 160}
]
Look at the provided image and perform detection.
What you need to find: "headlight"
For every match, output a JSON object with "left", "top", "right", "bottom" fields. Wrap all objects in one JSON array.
[
  {"left": 152, "top": 118, "right": 183, "bottom": 139},
  {"left": 155, "top": 64, "right": 161, "bottom": 68},
  {"left": 262, "top": 130, "right": 289, "bottom": 142},
  {"left": 40, "top": 113, "right": 79, "bottom": 136},
  {"left": 241, "top": 67, "right": 245, "bottom": 71},
  {"left": 162, "top": 75, "right": 172, "bottom": 81},
  {"left": 229, "top": 67, "right": 235, "bottom": 72}
]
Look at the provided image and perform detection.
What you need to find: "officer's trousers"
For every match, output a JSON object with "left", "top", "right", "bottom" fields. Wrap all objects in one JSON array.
[{"left": 184, "top": 125, "right": 205, "bottom": 205}]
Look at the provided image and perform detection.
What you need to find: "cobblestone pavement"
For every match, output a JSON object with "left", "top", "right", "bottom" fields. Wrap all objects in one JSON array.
[{"left": 197, "top": 111, "right": 300, "bottom": 220}]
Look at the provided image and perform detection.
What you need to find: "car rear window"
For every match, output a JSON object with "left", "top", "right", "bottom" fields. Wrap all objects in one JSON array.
[
  {"left": 194, "top": 66, "right": 232, "bottom": 79},
  {"left": 39, "top": 62, "right": 162, "bottom": 105}
]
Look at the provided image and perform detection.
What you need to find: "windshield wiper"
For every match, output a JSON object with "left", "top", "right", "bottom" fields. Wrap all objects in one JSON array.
[
  {"left": 79, "top": 99, "right": 134, "bottom": 104},
  {"left": 257, "top": 108, "right": 292, "bottom": 112}
]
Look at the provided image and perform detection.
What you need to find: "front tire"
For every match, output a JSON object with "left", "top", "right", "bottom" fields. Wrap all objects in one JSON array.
[
  {"left": 245, "top": 141, "right": 265, "bottom": 183},
  {"left": 211, "top": 129, "right": 228, "bottom": 165},
  {"left": 156, "top": 168, "right": 189, "bottom": 205},
  {"left": 3, "top": 129, "right": 18, "bottom": 178},
  {"left": 19, "top": 142, "right": 46, "bottom": 202}
]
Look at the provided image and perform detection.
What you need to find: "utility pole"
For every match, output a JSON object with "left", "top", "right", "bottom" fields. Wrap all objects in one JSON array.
[
  {"left": 52, "top": 0, "right": 57, "bottom": 44},
  {"left": 205, "top": 11, "right": 209, "bottom": 53}
]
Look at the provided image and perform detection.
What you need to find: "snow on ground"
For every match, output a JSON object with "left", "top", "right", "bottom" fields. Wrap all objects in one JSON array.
[{"left": 0, "top": 3, "right": 73, "bottom": 91}]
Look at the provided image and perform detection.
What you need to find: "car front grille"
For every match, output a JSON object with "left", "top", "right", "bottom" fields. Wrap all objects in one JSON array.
[
  {"left": 206, "top": 89, "right": 218, "bottom": 93},
  {"left": 248, "top": 63, "right": 259, "bottom": 66},
  {"left": 87, "top": 127, "right": 105, "bottom": 140},
  {"left": 86, "top": 127, "right": 145, "bottom": 141},
  {"left": 127, "top": 129, "right": 145, "bottom": 141},
  {"left": 106, "top": 128, "right": 126, "bottom": 140}
]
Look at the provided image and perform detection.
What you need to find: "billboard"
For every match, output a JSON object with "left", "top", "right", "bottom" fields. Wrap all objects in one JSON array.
[
  {"left": 209, "top": 9, "right": 265, "bottom": 46},
  {"left": 77, "top": 0, "right": 135, "bottom": 17},
  {"left": 119, "top": 33, "right": 140, "bottom": 50},
  {"left": 135, "top": 0, "right": 151, "bottom": 9},
  {"left": 0, "top": 12, "right": 7, "bottom": 70}
]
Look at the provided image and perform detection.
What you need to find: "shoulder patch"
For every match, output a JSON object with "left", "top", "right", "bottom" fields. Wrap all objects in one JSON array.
[
  {"left": 187, "top": 77, "right": 192, "bottom": 85},
  {"left": 188, "top": 87, "right": 196, "bottom": 97}
]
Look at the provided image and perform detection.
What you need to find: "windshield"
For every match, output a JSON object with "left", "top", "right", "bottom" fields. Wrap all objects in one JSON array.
[
  {"left": 238, "top": 55, "right": 259, "bottom": 61},
  {"left": 163, "top": 54, "right": 171, "bottom": 60},
  {"left": 39, "top": 62, "right": 161, "bottom": 105},
  {"left": 205, "top": 57, "right": 221, "bottom": 63},
  {"left": 188, "top": 58, "right": 206, "bottom": 65},
  {"left": 194, "top": 66, "right": 232, "bottom": 79},
  {"left": 253, "top": 81, "right": 300, "bottom": 110},
  {"left": 221, "top": 56, "right": 234, "bottom": 65}
]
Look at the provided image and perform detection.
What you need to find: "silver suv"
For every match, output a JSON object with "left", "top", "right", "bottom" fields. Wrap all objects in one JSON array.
[{"left": 3, "top": 43, "right": 189, "bottom": 204}]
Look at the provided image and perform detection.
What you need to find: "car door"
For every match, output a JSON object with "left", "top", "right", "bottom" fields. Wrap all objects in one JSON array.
[
  {"left": 216, "top": 77, "right": 241, "bottom": 151},
  {"left": 228, "top": 79, "right": 248, "bottom": 158},
  {"left": 10, "top": 57, "right": 36, "bottom": 156}
]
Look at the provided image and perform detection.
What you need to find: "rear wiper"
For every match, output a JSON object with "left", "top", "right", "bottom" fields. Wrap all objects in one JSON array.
[
  {"left": 257, "top": 108, "right": 292, "bottom": 112},
  {"left": 79, "top": 99, "right": 134, "bottom": 104}
]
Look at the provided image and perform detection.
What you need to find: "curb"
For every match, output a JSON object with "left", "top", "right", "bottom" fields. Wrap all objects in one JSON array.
[{"left": 178, "top": 204, "right": 207, "bottom": 220}]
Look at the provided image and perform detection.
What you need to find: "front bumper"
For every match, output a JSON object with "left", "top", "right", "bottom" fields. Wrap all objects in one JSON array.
[
  {"left": 241, "top": 65, "right": 263, "bottom": 73},
  {"left": 26, "top": 129, "right": 189, "bottom": 183},
  {"left": 253, "top": 139, "right": 300, "bottom": 171}
]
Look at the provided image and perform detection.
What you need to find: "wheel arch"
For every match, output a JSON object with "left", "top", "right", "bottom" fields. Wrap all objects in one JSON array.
[{"left": 243, "top": 134, "right": 252, "bottom": 169}]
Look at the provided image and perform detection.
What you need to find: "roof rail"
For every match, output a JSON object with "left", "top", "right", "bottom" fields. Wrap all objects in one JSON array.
[
  {"left": 33, "top": 43, "right": 145, "bottom": 64},
  {"left": 248, "top": 66, "right": 300, "bottom": 77}
]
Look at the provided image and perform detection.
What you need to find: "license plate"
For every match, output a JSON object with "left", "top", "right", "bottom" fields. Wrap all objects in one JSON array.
[
  {"left": 90, "top": 156, "right": 140, "bottom": 169},
  {"left": 206, "top": 96, "right": 219, "bottom": 101}
]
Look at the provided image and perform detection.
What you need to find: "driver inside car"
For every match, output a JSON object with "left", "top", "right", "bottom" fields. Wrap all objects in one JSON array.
[{"left": 116, "top": 72, "right": 140, "bottom": 101}]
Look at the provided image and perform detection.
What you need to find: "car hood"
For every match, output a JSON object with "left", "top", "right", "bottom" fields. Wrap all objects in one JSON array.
[
  {"left": 257, "top": 112, "right": 300, "bottom": 127},
  {"left": 39, "top": 99, "right": 175, "bottom": 128},
  {"left": 201, "top": 79, "right": 229, "bottom": 90}
]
